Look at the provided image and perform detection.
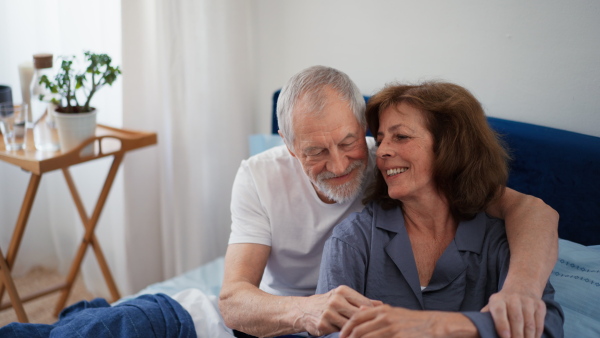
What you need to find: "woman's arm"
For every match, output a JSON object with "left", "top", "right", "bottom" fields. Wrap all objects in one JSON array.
[{"left": 340, "top": 306, "right": 478, "bottom": 338}]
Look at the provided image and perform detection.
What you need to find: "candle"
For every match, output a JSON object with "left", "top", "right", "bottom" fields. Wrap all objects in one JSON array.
[{"left": 18, "top": 61, "right": 34, "bottom": 108}]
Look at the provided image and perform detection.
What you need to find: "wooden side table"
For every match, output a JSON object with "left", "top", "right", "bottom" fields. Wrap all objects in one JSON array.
[{"left": 0, "top": 124, "right": 157, "bottom": 322}]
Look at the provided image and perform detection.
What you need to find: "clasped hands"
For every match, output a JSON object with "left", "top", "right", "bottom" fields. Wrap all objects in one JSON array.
[{"left": 302, "top": 286, "right": 546, "bottom": 338}]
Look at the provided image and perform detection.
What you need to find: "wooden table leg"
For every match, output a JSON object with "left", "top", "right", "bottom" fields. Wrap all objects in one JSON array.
[
  {"left": 0, "top": 174, "right": 41, "bottom": 307},
  {"left": 54, "top": 154, "right": 124, "bottom": 316},
  {"left": 0, "top": 248, "right": 28, "bottom": 322}
]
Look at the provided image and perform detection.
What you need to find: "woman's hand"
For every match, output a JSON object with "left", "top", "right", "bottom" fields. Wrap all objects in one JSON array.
[{"left": 339, "top": 304, "right": 478, "bottom": 338}]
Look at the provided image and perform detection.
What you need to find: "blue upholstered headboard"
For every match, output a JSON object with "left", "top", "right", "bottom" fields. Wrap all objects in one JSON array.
[
  {"left": 272, "top": 90, "right": 600, "bottom": 245},
  {"left": 486, "top": 118, "right": 600, "bottom": 246}
]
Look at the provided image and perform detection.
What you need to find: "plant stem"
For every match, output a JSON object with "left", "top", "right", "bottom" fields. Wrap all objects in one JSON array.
[
  {"left": 84, "top": 71, "right": 96, "bottom": 112},
  {"left": 65, "top": 67, "right": 73, "bottom": 113}
]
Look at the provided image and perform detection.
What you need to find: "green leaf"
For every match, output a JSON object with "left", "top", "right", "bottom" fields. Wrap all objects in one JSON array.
[{"left": 40, "top": 51, "right": 120, "bottom": 112}]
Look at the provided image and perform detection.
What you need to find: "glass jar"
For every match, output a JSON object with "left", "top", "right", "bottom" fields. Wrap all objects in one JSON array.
[{"left": 30, "top": 53, "right": 60, "bottom": 151}]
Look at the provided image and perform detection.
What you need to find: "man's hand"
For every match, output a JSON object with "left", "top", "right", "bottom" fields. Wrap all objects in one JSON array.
[
  {"left": 298, "top": 285, "right": 379, "bottom": 336},
  {"left": 339, "top": 305, "right": 478, "bottom": 338},
  {"left": 482, "top": 286, "right": 547, "bottom": 338},
  {"left": 221, "top": 243, "right": 377, "bottom": 337}
]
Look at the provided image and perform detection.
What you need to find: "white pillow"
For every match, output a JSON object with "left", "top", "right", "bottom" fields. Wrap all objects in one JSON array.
[{"left": 249, "top": 133, "right": 284, "bottom": 156}]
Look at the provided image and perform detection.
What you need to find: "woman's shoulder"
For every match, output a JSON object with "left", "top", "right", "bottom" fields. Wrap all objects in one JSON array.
[
  {"left": 483, "top": 213, "right": 507, "bottom": 238},
  {"left": 481, "top": 213, "right": 510, "bottom": 254},
  {"left": 330, "top": 202, "right": 378, "bottom": 243}
]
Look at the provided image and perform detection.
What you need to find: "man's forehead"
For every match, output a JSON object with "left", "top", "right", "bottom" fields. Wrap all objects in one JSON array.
[
  {"left": 295, "top": 85, "right": 348, "bottom": 113},
  {"left": 293, "top": 111, "right": 361, "bottom": 138},
  {"left": 296, "top": 130, "right": 359, "bottom": 144},
  {"left": 292, "top": 98, "right": 357, "bottom": 128}
]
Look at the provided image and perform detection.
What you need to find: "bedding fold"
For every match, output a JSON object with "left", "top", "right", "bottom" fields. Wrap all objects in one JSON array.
[{"left": 0, "top": 293, "right": 196, "bottom": 338}]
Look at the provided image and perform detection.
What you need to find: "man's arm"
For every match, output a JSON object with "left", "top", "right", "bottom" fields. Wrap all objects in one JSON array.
[
  {"left": 219, "top": 243, "right": 373, "bottom": 337},
  {"left": 484, "top": 187, "right": 559, "bottom": 338}
]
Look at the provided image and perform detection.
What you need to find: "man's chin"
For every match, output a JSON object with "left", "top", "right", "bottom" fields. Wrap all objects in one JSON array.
[
  {"left": 330, "top": 192, "right": 359, "bottom": 204},
  {"left": 313, "top": 162, "right": 366, "bottom": 203},
  {"left": 320, "top": 183, "right": 362, "bottom": 204}
]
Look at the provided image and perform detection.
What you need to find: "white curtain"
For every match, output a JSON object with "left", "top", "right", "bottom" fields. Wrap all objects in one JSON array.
[
  {"left": 0, "top": 0, "right": 125, "bottom": 296},
  {"left": 121, "top": 0, "right": 256, "bottom": 291},
  {"left": 1, "top": 0, "right": 256, "bottom": 298}
]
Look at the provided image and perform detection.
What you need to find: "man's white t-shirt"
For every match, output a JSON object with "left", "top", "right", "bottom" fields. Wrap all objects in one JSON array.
[{"left": 228, "top": 138, "right": 376, "bottom": 297}]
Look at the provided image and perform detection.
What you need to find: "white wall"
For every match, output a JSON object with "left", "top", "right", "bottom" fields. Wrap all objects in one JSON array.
[{"left": 254, "top": 0, "right": 600, "bottom": 137}]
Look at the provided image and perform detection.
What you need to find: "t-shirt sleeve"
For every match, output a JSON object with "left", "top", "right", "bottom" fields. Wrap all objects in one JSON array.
[{"left": 228, "top": 160, "right": 272, "bottom": 246}]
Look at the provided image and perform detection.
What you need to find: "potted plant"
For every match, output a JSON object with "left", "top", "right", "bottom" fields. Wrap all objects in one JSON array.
[{"left": 39, "top": 51, "right": 121, "bottom": 154}]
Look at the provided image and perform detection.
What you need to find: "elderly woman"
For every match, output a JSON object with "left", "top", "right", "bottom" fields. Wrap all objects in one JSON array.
[{"left": 316, "top": 82, "right": 564, "bottom": 338}]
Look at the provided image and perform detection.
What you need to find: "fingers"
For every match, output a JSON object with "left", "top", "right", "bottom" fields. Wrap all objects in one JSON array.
[
  {"left": 341, "top": 306, "right": 432, "bottom": 338},
  {"left": 370, "top": 299, "right": 384, "bottom": 307},
  {"left": 336, "top": 285, "right": 376, "bottom": 308},
  {"left": 506, "top": 298, "right": 525, "bottom": 338},
  {"left": 534, "top": 301, "right": 546, "bottom": 338},
  {"left": 314, "top": 286, "right": 377, "bottom": 335},
  {"left": 340, "top": 306, "right": 378, "bottom": 338},
  {"left": 330, "top": 286, "right": 375, "bottom": 320},
  {"left": 317, "top": 304, "right": 347, "bottom": 334},
  {"left": 321, "top": 292, "right": 356, "bottom": 330},
  {"left": 507, "top": 297, "right": 547, "bottom": 338},
  {"left": 487, "top": 294, "right": 511, "bottom": 338},
  {"left": 520, "top": 300, "right": 536, "bottom": 338},
  {"left": 487, "top": 291, "right": 547, "bottom": 338}
]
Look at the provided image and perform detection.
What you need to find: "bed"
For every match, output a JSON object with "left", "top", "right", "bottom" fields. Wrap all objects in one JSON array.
[{"left": 127, "top": 91, "right": 600, "bottom": 337}]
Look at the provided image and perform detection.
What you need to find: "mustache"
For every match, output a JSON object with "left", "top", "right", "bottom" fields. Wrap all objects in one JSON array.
[{"left": 317, "top": 160, "right": 363, "bottom": 181}]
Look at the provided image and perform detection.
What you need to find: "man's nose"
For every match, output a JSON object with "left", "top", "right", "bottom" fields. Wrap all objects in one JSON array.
[{"left": 327, "top": 149, "right": 350, "bottom": 175}]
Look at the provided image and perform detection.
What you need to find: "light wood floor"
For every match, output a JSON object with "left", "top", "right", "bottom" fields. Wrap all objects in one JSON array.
[{"left": 0, "top": 266, "right": 95, "bottom": 326}]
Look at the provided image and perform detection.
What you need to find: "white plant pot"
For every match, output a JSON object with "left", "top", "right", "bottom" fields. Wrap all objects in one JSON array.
[{"left": 52, "top": 108, "right": 97, "bottom": 156}]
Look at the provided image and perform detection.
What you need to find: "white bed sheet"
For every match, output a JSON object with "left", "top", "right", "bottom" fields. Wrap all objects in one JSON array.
[{"left": 124, "top": 256, "right": 225, "bottom": 301}]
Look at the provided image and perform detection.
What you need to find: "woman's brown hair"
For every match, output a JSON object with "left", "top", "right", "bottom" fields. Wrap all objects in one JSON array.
[{"left": 363, "top": 82, "right": 510, "bottom": 221}]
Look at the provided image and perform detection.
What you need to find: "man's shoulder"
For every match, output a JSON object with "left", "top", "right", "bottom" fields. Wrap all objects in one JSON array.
[
  {"left": 241, "top": 145, "right": 299, "bottom": 173},
  {"left": 245, "top": 144, "right": 290, "bottom": 162}
]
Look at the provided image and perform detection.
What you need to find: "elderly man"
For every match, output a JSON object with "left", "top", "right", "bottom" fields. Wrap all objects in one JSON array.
[{"left": 219, "top": 66, "right": 559, "bottom": 338}]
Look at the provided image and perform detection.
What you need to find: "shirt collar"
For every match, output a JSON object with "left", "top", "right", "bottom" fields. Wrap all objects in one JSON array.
[{"left": 373, "top": 203, "right": 487, "bottom": 254}]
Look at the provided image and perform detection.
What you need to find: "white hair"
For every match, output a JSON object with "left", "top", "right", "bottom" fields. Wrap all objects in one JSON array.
[{"left": 276, "top": 66, "right": 366, "bottom": 151}]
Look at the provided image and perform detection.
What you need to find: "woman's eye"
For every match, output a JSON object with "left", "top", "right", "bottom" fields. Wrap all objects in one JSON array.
[{"left": 376, "top": 135, "right": 408, "bottom": 146}]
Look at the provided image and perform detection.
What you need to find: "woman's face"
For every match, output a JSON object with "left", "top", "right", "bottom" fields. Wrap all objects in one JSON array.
[{"left": 376, "top": 102, "right": 436, "bottom": 202}]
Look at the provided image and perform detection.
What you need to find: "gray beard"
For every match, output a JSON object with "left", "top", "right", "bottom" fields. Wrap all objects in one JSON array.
[{"left": 314, "top": 160, "right": 367, "bottom": 204}]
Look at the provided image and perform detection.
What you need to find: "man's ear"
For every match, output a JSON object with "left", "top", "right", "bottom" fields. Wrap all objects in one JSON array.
[{"left": 278, "top": 130, "right": 297, "bottom": 158}]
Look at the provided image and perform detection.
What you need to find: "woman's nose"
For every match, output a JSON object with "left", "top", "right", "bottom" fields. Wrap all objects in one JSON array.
[{"left": 376, "top": 140, "right": 394, "bottom": 158}]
